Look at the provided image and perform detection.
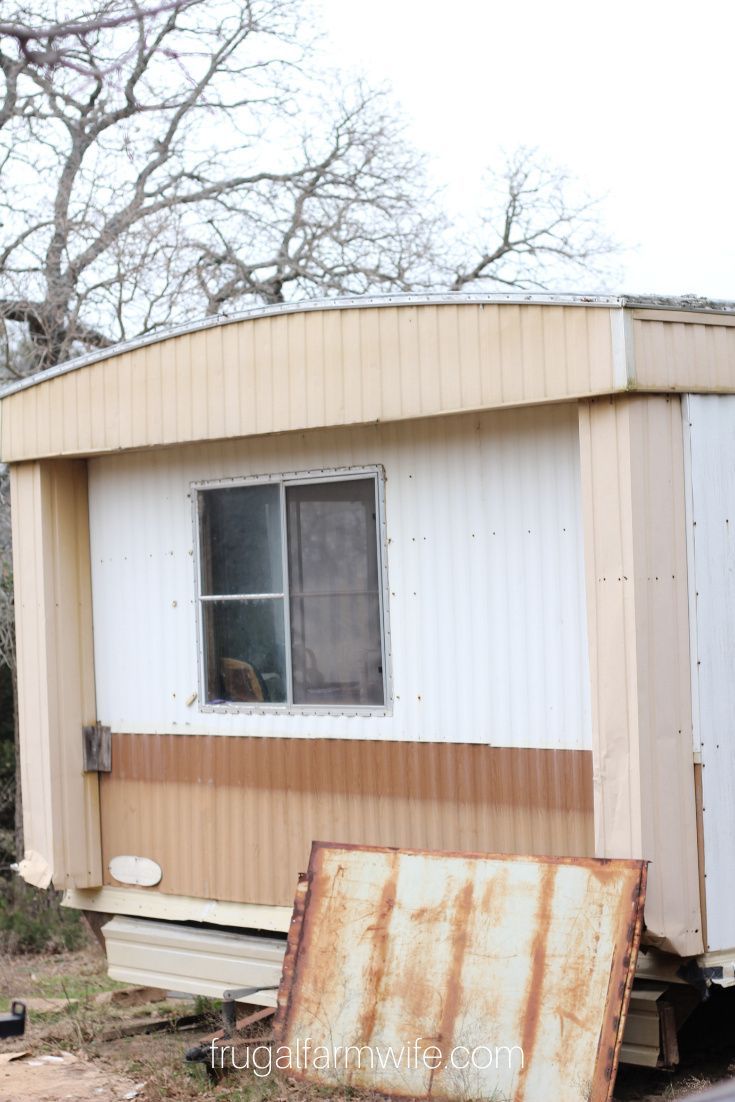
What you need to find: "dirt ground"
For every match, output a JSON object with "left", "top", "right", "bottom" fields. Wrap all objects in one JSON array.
[
  {"left": 0, "top": 1049, "right": 142, "bottom": 1102},
  {"left": 1, "top": 940, "right": 734, "bottom": 1102}
]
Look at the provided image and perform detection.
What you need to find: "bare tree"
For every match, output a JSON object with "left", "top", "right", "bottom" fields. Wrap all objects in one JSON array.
[
  {"left": 0, "top": 2, "right": 202, "bottom": 71},
  {"left": 0, "top": 1, "right": 438, "bottom": 376},
  {"left": 191, "top": 90, "right": 436, "bottom": 312},
  {"left": 447, "top": 147, "right": 617, "bottom": 292}
]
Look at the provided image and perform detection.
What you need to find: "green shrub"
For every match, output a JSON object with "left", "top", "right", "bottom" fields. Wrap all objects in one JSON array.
[
  {"left": 193, "top": 994, "right": 222, "bottom": 1026},
  {"left": 0, "top": 878, "right": 85, "bottom": 954}
]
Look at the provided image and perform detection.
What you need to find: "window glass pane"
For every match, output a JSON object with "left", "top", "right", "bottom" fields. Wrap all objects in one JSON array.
[
  {"left": 287, "top": 478, "right": 384, "bottom": 706},
  {"left": 202, "top": 599, "right": 286, "bottom": 704},
  {"left": 199, "top": 485, "right": 282, "bottom": 596}
]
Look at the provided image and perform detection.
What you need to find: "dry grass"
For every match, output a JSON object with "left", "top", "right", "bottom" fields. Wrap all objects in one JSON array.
[
  {"left": 614, "top": 1072, "right": 723, "bottom": 1101},
  {"left": 0, "top": 936, "right": 117, "bottom": 1011}
]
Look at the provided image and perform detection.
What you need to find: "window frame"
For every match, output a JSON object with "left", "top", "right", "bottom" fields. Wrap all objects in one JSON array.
[{"left": 191, "top": 464, "right": 392, "bottom": 717}]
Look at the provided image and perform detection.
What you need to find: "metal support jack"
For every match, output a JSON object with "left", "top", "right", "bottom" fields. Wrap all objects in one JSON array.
[{"left": 185, "top": 986, "right": 279, "bottom": 1077}]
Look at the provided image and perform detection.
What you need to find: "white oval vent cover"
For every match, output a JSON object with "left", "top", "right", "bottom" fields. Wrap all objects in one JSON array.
[{"left": 108, "top": 855, "right": 162, "bottom": 887}]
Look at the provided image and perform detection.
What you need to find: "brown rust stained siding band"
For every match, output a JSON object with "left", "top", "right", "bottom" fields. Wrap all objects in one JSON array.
[
  {"left": 105, "top": 734, "right": 592, "bottom": 807},
  {"left": 100, "top": 736, "right": 595, "bottom": 907}
]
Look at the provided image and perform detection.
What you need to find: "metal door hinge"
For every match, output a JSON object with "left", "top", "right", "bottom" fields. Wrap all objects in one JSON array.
[{"left": 83, "top": 723, "right": 111, "bottom": 772}]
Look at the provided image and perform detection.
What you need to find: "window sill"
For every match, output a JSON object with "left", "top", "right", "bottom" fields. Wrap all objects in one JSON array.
[{"left": 198, "top": 702, "right": 392, "bottom": 719}]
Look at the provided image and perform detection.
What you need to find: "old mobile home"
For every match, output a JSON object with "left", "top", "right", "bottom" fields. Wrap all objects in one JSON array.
[{"left": 2, "top": 293, "right": 735, "bottom": 1062}]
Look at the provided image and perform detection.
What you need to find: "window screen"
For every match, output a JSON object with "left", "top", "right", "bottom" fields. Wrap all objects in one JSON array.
[{"left": 196, "top": 473, "right": 386, "bottom": 709}]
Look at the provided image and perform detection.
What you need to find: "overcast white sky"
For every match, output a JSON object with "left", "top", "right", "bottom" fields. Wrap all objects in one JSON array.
[{"left": 317, "top": 0, "right": 735, "bottom": 299}]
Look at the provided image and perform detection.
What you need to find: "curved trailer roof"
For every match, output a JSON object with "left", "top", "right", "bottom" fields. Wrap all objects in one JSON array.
[{"left": 2, "top": 292, "right": 735, "bottom": 462}]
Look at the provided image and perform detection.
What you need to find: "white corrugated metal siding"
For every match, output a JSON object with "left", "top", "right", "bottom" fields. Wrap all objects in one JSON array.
[
  {"left": 88, "top": 403, "right": 591, "bottom": 750},
  {"left": 684, "top": 394, "right": 735, "bottom": 952}
]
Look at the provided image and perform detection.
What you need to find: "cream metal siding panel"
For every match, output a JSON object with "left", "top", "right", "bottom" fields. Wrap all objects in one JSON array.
[
  {"left": 287, "top": 310, "right": 307, "bottom": 427},
  {"left": 11, "top": 460, "right": 102, "bottom": 889},
  {"left": 65, "top": 885, "right": 293, "bottom": 932},
  {"left": 75, "top": 362, "right": 92, "bottom": 454},
  {"left": 12, "top": 296, "right": 735, "bottom": 465},
  {"left": 0, "top": 303, "right": 618, "bottom": 462},
  {"left": 0, "top": 396, "right": 7, "bottom": 461},
  {"left": 251, "top": 317, "right": 272, "bottom": 433},
  {"left": 684, "top": 395, "right": 735, "bottom": 952},
  {"left": 46, "top": 377, "right": 64, "bottom": 456},
  {"left": 88, "top": 405, "right": 590, "bottom": 748},
  {"left": 114, "top": 353, "right": 133, "bottom": 451},
  {"left": 221, "top": 321, "right": 240, "bottom": 441},
  {"left": 103, "top": 346, "right": 121, "bottom": 451},
  {"left": 161, "top": 337, "right": 178, "bottom": 445},
  {"left": 322, "top": 307, "right": 345, "bottom": 425},
  {"left": 633, "top": 313, "right": 735, "bottom": 391},
  {"left": 416, "top": 304, "right": 441, "bottom": 412},
  {"left": 496, "top": 304, "right": 523, "bottom": 403},
  {"left": 103, "top": 916, "right": 284, "bottom": 1005},
  {"left": 11, "top": 463, "right": 55, "bottom": 881},
  {"left": 205, "top": 327, "right": 227, "bottom": 442},
  {"left": 579, "top": 396, "right": 702, "bottom": 956},
  {"left": 268, "top": 315, "right": 290, "bottom": 431},
  {"left": 88, "top": 357, "right": 107, "bottom": 453},
  {"left": 9, "top": 387, "right": 30, "bottom": 460},
  {"left": 564, "top": 307, "right": 590, "bottom": 394},
  {"left": 304, "top": 306, "right": 326, "bottom": 426},
  {"left": 630, "top": 399, "right": 700, "bottom": 952},
  {"left": 100, "top": 737, "right": 594, "bottom": 906},
  {"left": 43, "top": 462, "right": 101, "bottom": 887},
  {"left": 592, "top": 307, "right": 621, "bottom": 389}
]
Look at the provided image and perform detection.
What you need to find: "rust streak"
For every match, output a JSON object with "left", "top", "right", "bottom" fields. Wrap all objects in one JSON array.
[
  {"left": 431, "top": 880, "right": 474, "bottom": 1088},
  {"left": 273, "top": 873, "right": 310, "bottom": 1041},
  {"left": 514, "top": 864, "right": 556, "bottom": 1102},
  {"left": 602, "top": 866, "right": 647, "bottom": 1101},
  {"left": 558, "top": 1007, "right": 589, "bottom": 1033},
  {"left": 354, "top": 868, "right": 398, "bottom": 1048}
]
